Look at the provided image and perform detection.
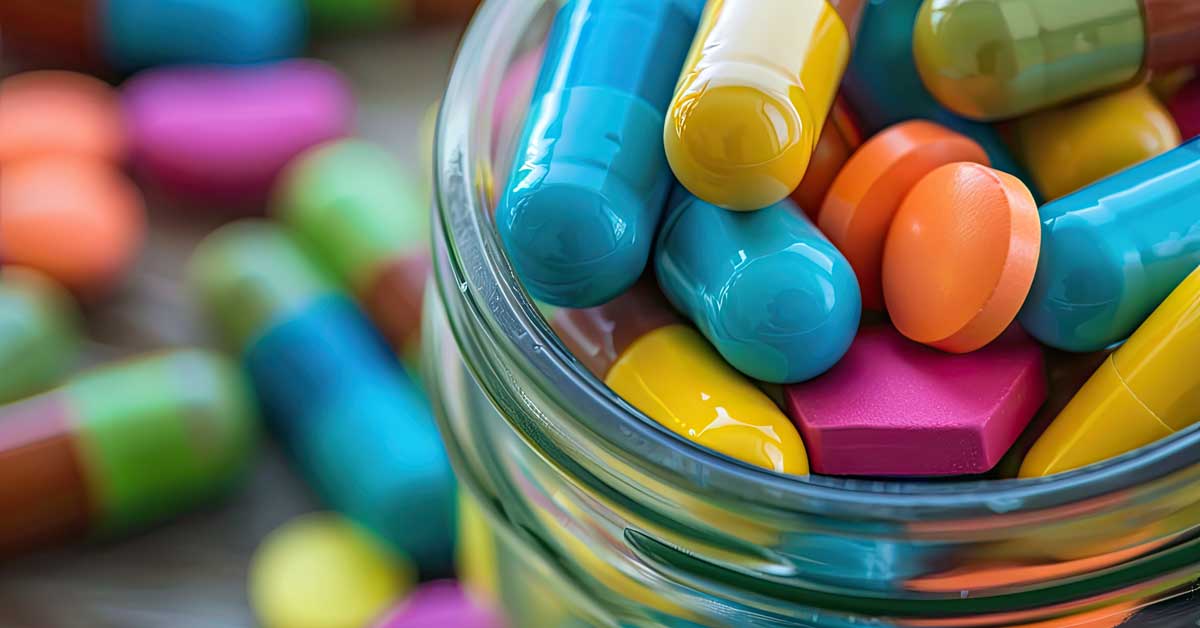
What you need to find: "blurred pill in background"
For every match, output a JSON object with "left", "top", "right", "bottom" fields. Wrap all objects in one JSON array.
[
  {"left": 274, "top": 139, "right": 430, "bottom": 364},
  {"left": 1150, "top": 67, "right": 1197, "bottom": 102},
  {"left": 497, "top": 0, "right": 703, "bottom": 307},
  {"left": 789, "top": 96, "right": 863, "bottom": 219},
  {"left": 657, "top": 189, "right": 860, "bottom": 384},
  {"left": 0, "top": 156, "right": 146, "bottom": 299},
  {"left": 0, "top": 70, "right": 125, "bottom": 164},
  {"left": 250, "top": 512, "right": 413, "bottom": 628},
  {"left": 189, "top": 221, "right": 457, "bottom": 575},
  {"left": 883, "top": 162, "right": 1040, "bottom": 353},
  {"left": 456, "top": 492, "right": 500, "bottom": 605},
  {"left": 374, "top": 580, "right": 506, "bottom": 628},
  {"left": 786, "top": 325, "right": 1045, "bottom": 476},
  {"left": 0, "top": 268, "right": 81, "bottom": 405},
  {"left": 1169, "top": 77, "right": 1200, "bottom": 139},
  {"left": 0, "top": 350, "right": 259, "bottom": 556},
  {"left": 307, "top": 0, "right": 480, "bottom": 31},
  {"left": 820, "top": 120, "right": 989, "bottom": 310},
  {"left": 123, "top": 59, "right": 354, "bottom": 210},
  {"left": 1019, "top": 138, "right": 1200, "bottom": 352},
  {"left": 1011, "top": 86, "right": 1180, "bottom": 201},
  {"left": 0, "top": 0, "right": 304, "bottom": 70}
]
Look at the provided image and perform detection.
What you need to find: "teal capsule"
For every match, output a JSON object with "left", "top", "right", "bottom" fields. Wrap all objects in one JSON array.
[{"left": 0, "top": 268, "right": 81, "bottom": 404}]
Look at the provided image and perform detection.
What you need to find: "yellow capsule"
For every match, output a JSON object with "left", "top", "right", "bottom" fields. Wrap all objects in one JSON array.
[
  {"left": 606, "top": 324, "right": 810, "bottom": 474},
  {"left": 664, "top": 0, "right": 851, "bottom": 211},
  {"left": 1013, "top": 86, "right": 1181, "bottom": 200},
  {"left": 1020, "top": 266, "right": 1200, "bottom": 478}
]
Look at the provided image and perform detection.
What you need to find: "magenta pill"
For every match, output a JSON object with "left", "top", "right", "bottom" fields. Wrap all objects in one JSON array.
[
  {"left": 123, "top": 59, "right": 354, "bottom": 209},
  {"left": 1169, "top": 78, "right": 1200, "bottom": 140},
  {"left": 373, "top": 581, "right": 505, "bottom": 628},
  {"left": 785, "top": 325, "right": 1046, "bottom": 477}
]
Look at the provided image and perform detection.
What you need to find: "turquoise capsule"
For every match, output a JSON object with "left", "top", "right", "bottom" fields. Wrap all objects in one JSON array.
[
  {"left": 1019, "top": 138, "right": 1200, "bottom": 352},
  {"left": 656, "top": 188, "right": 862, "bottom": 384},
  {"left": 497, "top": 0, "right": 704, "bottom": 307}
]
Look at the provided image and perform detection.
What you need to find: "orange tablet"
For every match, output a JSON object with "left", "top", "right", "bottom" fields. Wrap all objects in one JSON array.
[
  {"left": 0, "top": 156, "right": 146, "bottom": 298},
  {"left": 819, "top": 120, "right": 988, "bottom": 309},
  {"left": 882, "top": 162, "right": 1040, "bottom": 354},
  {"left": 0, "top": 70, "right": 125, "bottom": 164},
  {"left": 790, "top": 96, "right": 862, "bottom": 218}
]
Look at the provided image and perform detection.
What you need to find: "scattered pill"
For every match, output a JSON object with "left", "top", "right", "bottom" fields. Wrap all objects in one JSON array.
[
  {"left": 913, "top": 0, "right": 1200, "bottom": 120},
  {"left": 1021, "top": 265, "right": 1200, "bottom": 477},
  {"left": 1019, "top": 138, "right": 1200, "bottom": 352},
  {"left": 657, "top": 188, "right": 860, "bottom": 383},
  {"left": 274, "top": 139, "right": 430, "bottom": 363},
  {"left": 789, "top": 96, "right": 863, "bottom": 219},
  {"left": 374, "top": 580, "right": 506, "bottom": 628},
  {"left": 820, "top": 120, "right": 989, "bottom": 309},
  {"left": 0, "top": 269, "right": 80, "bottom": 405},
  {"left": 309, "top": 0, "right": 480, "bottom": 31},
  {"left": 497, "top": 0, "right": 704, "bottom": 307},
  {"left": 786, "top": 325, "right": 1045, "bottom": 476},
  {"left": 0, "top": 350, "right": 258, "bottom": 555},
  {"left": 0, "top": 70, "right": 125, "bottom": 164},
  {"left": 1168, "top": 77, "right": 1200, "bottom": 139},
  {"left": 123, "top": 60, "right": 354, "bottom": 209},
  {"left": 190, "top": 221, "right": 456, "bottom": 575},
  {"left": 883, "top": 162, "right": 1040, "bottom": 353},
  {"left": 554, "top": 278, "right": 810, "bottom": 474},
  {"left": 665, "top": 0, "right": 862, "bottom": 211},
  {"left": 249, "top": 513, "right": 413, "bottom": 628},
  {"left": 1013, "top": 86, "right": 1180, "bottom": 200},
  {"left": 0, "top": 156, "right": 146, "bottom": 298}
]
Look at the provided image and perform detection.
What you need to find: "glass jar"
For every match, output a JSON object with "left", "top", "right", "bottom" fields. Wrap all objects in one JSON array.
[{"left": 424, "top": 2, "right": 1200, "bottom": 626}]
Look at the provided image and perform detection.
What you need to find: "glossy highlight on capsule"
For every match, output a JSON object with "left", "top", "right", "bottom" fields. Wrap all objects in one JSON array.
[
  {"left": 498, "top": 0, "right": 704, "bottom": 307},
  {"left": 656, "top": 187, "right": 861, "bottom": 384},
  {"left": 554, "top": 278, "right": 809, "bottom": 474},
  {"left": 1019, "top": 138, "right": 1200, "bottom": 352},
  {"left": 665, "top": 0, "right": 857, "bottom": 211}
]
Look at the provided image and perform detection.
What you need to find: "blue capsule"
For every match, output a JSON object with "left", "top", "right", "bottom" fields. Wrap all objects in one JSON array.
[
  {"left": 1019, "top": 138, "right": 1200, "bottom": 353},
  {"left": 497, "top": 0, "right": 703, "bottom": 307},
  {"left": 656, "top": 188, "right": 862, "bottom": 384},
  {"left": 103, "top": 0, "right": 305, "bottom": 70},
  {"left": 842, "top": 0, "right": 1039, "bottom": 201}
]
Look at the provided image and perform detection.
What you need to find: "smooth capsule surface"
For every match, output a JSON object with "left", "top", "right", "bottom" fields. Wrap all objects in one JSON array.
[
  {"left": 656, "top": 188, "right": 861, "bottom": 384},
  {"left": 275, "top": 140, "right": 430, "bottom": 360},
  {"left": 1013, "top": 86, "right": 1180, "bottom": 200},
  {"left": 0, "top": 350, "right": 258, "bottom": 555},
  {"left": 1019, "top": 138, "right": 1200, "bottom": 352},
  {"left": 1020, "top": 265, "right": 1200, "bottom": 477},
  {"left": 190, "top": 221, "right": 456, "bottom": 575},
  {"left": 498, "top": 0, "right": 703, "bottom": 307},
  {"left": 913, "top": 0, "right": 1200, "bottom": 120},
  {"left": 0, "top": 71, "right": 125, "bottom": 164},
  {"left": 0, "top": 269, "right": 80, "bottom": 405},
  {"left": 665, "top": 0, "right": 853, "bottom": 211},
  {"left": 840, "top": 0, "right": 1037, "bottom": 196},
  {"left": 553, "top": 278, "right": 810, "bottom": 474}
]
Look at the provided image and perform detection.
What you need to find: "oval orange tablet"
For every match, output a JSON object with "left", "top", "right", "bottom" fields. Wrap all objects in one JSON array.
[
  {"left": 882, "top": 162, "right": 1040, "bottom": 354},
  {"left": 790, "top": 96, "right": 862, "bottom": 219},
  {"left": 0, "top": 156, "right": 146, "bottom": 298},
  {"left": 819, "top": 120, "right": 988, "bottom": 310},
  {"left": 0, "top": 70, "right": 125, "bottom": 164}
]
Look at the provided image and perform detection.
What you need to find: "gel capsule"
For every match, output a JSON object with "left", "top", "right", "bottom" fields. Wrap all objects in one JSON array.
[
  {"left": 1019, "top": 138, "right": 1200, "bottom": 352},
  {"left": 665, "top": 0, "right": 861, "bottom": 211},
  {"left": 274, "top": 140, "right": 430, "bottom": 364},
  {"left": 190, "top": 221, "right": 456, "bottom": 576},
  {"left": 0, "top": 269, "right": 81, "bottom": 405},
  {"left": 497, "top": 0, "right": 703, "bottom": 307},
  {"left": 0, "top": 350, "right": 258, "bottom": 556},
  {"left": 1021, "top": 265, "right": 1200, "bottom": 477},
  {"left": 553, "top": 278, "right": 809, "bottom": 474},
  {"left": 656, "top": 188, "right": 861, "bottom": 384},
  {"left": 913, "top": 0, "right": 1200, "bottom": 121},
  {"left": 1012, "top": 86, "right": 1180, "bottom": 200}
]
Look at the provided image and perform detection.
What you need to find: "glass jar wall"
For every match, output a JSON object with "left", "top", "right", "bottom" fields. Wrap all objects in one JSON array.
[{"left": 423, "top": 1, "right": 1200, "bottom": 625}]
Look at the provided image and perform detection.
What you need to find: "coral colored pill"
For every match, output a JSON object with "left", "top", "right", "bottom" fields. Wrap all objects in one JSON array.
[
  {"left": 0, "top": 71, "right": 125, "bottom": 164},
  {"left": 883, "top": 162, "right": 1040, "bottom": 353},
  {"left": 0, "top": 157, "right": 146, "bottom": 298},
  {"left": 819, "top": 120, "right": 989, "bottom": 309},
  {"left": 1169, "top": 77, "right": 1200, "bottom": 140}
]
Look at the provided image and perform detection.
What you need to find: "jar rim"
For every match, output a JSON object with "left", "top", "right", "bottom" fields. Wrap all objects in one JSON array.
[{"left": 433, "top": 0, "right": 1200, "bottom": 522}]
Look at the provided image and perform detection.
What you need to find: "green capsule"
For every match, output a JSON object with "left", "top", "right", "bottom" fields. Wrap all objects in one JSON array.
[{"left": 0, "top": 268, "right": 81, "bottom": 404}]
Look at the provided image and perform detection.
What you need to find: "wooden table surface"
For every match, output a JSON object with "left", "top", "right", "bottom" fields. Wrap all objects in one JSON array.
[{"left": 0, "top": 27, "right": 464, "bottom": 628}]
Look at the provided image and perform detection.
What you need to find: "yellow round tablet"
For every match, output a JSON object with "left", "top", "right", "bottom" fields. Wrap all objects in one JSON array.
[{"left": 249, "top": 513, "right": 414, "bottom": 628}]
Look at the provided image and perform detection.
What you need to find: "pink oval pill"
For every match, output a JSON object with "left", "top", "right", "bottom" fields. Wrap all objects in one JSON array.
[
  {"left": 373, "top": 581, "right": 505, "bottom": 628},
  {"left": 122, "top": 59, "right": 354, "bottom": 210}
]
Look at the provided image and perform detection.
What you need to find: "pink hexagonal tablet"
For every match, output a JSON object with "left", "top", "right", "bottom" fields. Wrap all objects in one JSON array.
[{"left": 785, "top": 325, "right": 1046, "bottom": 476}]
